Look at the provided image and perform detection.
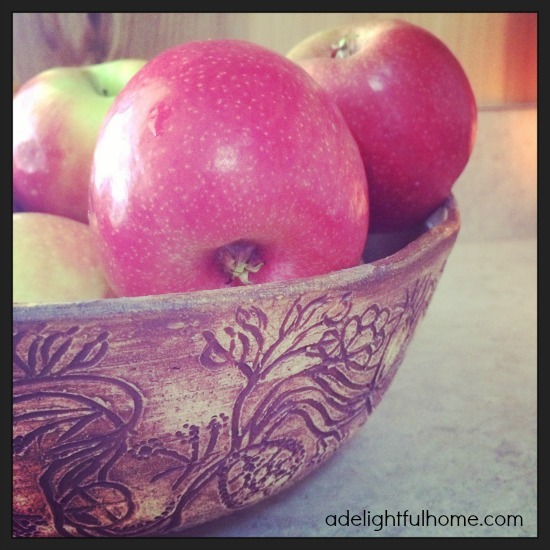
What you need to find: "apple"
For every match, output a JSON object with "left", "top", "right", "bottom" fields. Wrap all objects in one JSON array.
[
  {"left": 88, "top": 39, "right": 369, "bottom": 297},
  {"left": 287, "top": 19, "right": 477, "bottom": 231},
  {"left": 13, "top": 212, "right": 114, "bottom": 303},
  {"left": 13, "top": 58, "right": 147, "bottom": 223}
]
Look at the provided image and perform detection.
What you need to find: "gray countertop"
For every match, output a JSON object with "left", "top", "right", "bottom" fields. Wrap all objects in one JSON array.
[{"left": 169, "top": 106, "right": 538, "bottom": 537}]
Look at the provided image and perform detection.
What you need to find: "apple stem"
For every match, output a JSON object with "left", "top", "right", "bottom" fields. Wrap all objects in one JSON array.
[
  {"left": 330, "top": 34, "right": 359, "bottom": 58},
  {"left": 216, "top": 240, "right": 264, "bottom": 285}
]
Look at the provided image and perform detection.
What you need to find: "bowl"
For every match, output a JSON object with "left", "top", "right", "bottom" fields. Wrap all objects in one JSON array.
[{"left": 13, "top": 196, "right": 460, "bottom": 537}]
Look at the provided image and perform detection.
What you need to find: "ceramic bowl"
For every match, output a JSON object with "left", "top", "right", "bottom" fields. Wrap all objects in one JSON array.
[{"left": 13, "top": 196, "right": 460, "bottom": 537}]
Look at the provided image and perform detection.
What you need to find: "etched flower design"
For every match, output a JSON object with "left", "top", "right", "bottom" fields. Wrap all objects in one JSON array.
[
  {"left": 218, "top": 438, "right": 306, "bottom": 509},
  {"left": 12, "top": 276, "right": 440, "bottom": 537},
  {"left": 61, "top": 482, "right": 134, "bottom": 529}
]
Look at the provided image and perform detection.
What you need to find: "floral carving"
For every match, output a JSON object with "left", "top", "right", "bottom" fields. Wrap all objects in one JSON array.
[
  {"left": 13, "top": 275, "right": 438, "bottom": 537},
  {"left": 13, "top": 326, "right": 109, "bottom": 379}
]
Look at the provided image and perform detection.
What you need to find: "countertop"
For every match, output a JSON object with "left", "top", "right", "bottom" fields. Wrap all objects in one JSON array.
[{"left": 170, "top": 106, "right": 538, "bottom": 537}]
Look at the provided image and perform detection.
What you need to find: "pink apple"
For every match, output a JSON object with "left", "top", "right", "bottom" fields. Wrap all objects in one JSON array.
[
  {"left": 88, "top": 39, "right": 369, "bottom": 297},
  {"left": 287, "top": 19, "right": 477, "bottom": 231},
  {"left": 13, "top": 59, "right": 147, "bottom": 223},
  {"left": 13, "top": 212, "right": 114, "bottom": 303}
]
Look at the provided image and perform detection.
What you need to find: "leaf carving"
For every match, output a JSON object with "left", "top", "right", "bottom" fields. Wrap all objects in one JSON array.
[
  {"left": 13, "top": 327, "right": 111, "bottom": 379},
  {"left": 63, "top": 332, "right": 110, "bottom": 373}
]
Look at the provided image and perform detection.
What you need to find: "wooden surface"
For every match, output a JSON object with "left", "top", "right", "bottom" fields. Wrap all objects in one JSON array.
[{"left": 13, "top": 12, "right": 537, "bottom": 107}]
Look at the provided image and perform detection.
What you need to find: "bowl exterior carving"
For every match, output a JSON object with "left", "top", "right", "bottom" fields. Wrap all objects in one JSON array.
[{"left": 13, "top": 198, "right": 459, "bottom": 537}]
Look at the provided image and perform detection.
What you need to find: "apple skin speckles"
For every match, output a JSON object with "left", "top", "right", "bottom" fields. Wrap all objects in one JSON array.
[
  {"left": 89, "top": 39, "right": 369, "bottom": 297},
  {"left": 287, "top": 19, "right": 477, "bottom": 231}
]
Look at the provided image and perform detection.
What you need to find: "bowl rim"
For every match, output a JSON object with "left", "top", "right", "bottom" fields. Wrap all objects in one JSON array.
[{"left": 13, "top": 195, "right": 460, "bottom": 322}]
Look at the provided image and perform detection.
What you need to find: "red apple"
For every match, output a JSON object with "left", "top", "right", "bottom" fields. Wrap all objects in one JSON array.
[
  {"left": 287, "top": 19, "right": 477, "bottom": 231},
  {"left": 88, "top": 39, "right": 369, "bottom": 297},
  {"left": 13, "top": 59, "right": 147, "bottom": 223},
  {"left": 13, "top": 212, "right": 113, "bottom": 303}
]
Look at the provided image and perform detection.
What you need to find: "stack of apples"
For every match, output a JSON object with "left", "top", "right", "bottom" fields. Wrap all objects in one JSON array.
[{"left": 13, "top": 19, "right": 477, "bottom": 304}]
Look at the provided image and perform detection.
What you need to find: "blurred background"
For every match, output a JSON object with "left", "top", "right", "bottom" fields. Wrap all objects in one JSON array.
[{"left": 13, "top": 12, "right": 537, "bottom": 108}]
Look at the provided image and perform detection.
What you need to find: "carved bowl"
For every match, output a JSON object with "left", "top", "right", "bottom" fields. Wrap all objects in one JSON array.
[{"left": 13, "top": 196, "right": 460, "bottom": 538}]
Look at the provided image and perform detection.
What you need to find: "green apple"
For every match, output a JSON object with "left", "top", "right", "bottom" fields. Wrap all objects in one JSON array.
[
  {"left": 13, "top": 58, "right": 148, "bottom": 223},
  {"left": 13, "top": 212, "right": 114, "bottom": 303}
]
